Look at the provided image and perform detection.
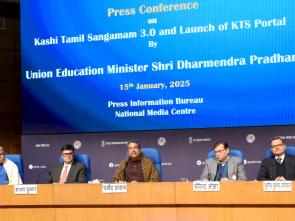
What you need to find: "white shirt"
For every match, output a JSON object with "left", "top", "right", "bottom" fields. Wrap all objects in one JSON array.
[{"left": 3, "top": 158, "right": 23, "bottom": 185}]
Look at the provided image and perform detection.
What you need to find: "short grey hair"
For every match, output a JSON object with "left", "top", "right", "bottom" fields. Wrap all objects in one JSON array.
[{"left": 0, "top": 146, "right": 4, "bottom": 151}]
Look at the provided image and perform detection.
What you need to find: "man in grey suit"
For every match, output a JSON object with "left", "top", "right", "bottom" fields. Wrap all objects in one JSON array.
[
  {"left": 200, "top": 141, "right": 247, "bottom": 181},
  {"left": 47, "top": 144, "right": 86, "bottom": 184}
]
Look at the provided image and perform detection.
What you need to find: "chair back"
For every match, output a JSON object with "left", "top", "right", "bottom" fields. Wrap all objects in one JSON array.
[{"left": 141, "top": 148, "right": 162, "bottom": 181}]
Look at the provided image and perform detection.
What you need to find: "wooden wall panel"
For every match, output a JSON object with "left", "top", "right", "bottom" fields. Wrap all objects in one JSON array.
[{"left": 0, "top": 3, "right": 21, "bottom": 154}]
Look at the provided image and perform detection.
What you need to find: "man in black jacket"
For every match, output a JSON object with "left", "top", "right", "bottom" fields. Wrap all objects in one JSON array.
[{"left": 257, "top": 137, "right": 295, "bottom": 181}]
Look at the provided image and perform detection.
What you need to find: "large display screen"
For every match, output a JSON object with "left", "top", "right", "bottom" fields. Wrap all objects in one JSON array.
[{"left": 21, "top": 0, "right": 295, "bottom": 134}]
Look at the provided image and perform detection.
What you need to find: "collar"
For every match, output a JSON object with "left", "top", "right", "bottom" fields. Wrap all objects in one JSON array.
[
  {"left": 63, "top": 162, "right": 72, "bottom": 167},
  {"left": 218, "top": 156, "right": 229, "bottom": 166},
  {"left": 275, "top": 153, "right": 285, "bottom": 162}
]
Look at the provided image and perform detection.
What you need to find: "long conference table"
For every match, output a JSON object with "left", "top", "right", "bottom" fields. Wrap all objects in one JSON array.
[{"left": 1, "top": 182, "right": 294, "bottom": 221}]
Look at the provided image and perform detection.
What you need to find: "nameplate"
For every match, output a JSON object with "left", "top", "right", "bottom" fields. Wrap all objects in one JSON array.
[
  {"left": 193, "top": 181, "right": 220, "bottom": 192},
  {"left": 263, "top": 181, "right": 292, "bottom": 192},
  {"left": 102, "top": 183, "right": 127, "bottom": 193},
  {"left": 14, "top": 185, "right": 38, "bottom": 195}
]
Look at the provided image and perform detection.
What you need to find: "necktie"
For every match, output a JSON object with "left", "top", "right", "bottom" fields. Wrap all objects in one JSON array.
[
  {"left": 277, "top": 157, "right": 282, "bottom": 164},
  {"left": 59, "top": 165, "right": 68, "bottom": 184}
]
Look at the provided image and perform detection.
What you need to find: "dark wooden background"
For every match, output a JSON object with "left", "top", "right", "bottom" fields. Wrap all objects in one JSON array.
[{"left": 0, "top": 2, "right": 21, "bottom": 154}]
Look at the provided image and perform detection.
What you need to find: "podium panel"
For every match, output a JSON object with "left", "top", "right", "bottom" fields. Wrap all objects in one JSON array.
[{"left": 0, "top": 182, "right": 294, "bottom": 221}]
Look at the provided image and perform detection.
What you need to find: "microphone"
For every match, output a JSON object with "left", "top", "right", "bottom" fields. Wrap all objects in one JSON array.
[
  {"left": 36, "top": 168, "right": 50, "bottom": 184},
  {"left": 231, "top": 164, "right": 237, "bottom": 180},
  {"left": 270, "top": 162, "right": 276, "bottom": 180}
]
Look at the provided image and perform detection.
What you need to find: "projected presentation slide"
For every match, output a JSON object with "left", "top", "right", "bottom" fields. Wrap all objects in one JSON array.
[{"left": 21, "top": 0, "right": 295, "bottom": 134}]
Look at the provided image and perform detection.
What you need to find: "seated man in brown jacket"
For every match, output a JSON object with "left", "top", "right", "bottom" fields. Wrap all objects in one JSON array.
[{"left": 112, "top": 140, "right": 160, "bottom": 182}]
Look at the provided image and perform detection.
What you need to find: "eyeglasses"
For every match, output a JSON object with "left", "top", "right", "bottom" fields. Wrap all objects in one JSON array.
[
  {"left": 271, "top": 144, "right": 283, "bottom": 148},
  {"left": 0, "top": 153, "right": 5, "bottom": 157},
  {"left": 62, "top": 152, "right": 73, "bottom": 156},
  {"left": 214, "top": 149, "right": 225, "bottom": 154}
]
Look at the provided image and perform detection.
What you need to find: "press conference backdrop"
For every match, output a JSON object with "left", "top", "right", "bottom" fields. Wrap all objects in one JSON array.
[
  {"left": 21, "top": 0, "right": 295, "bottom": 134},
  {"left": 21, "top": 1, "right": 295, "bottom": 183},
  {"left": 22, "top": 125, "right": 295, "bottom": 183}
]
